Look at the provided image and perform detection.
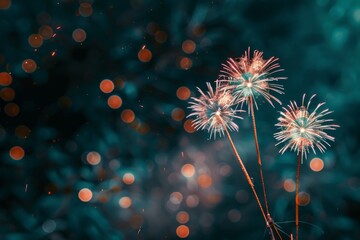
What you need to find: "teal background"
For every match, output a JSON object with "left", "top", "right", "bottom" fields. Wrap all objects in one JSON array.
[{"left": 0, "top": 0, "right": 359, "bottom": 239}]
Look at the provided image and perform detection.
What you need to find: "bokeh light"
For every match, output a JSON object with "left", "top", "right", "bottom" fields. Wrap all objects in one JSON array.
[
  {"left": 121, "top": 109, "right": 135, "bottom": 123},
  {"left": 4, "top": 103, "right": 20, "bottom": 117},
  {"left": 22, "top": 59, "right": 37, "bottom": 73},
  {"left": 283, "top": 179, "right": 296, "bottom": 192},
  {"left": 176, "top": 225, "right": 190, "bottom": 238},
  {"left": 181, "top": 164, "right": 195, "bottom": 178},
  {"left": 123, "top": 173, "right": 135, "bottom": 185},
  {"left": 183, "top": 119, "right": 195, "bottom": 133},
  {"left": 42, "top": 219, "right": 56, "bottom": 233},
  {"left": 155, "top": 31, "right": 167, "bottom": 43},
  {"left": 86, "top": 151, "right": 101, "bottom": 165},
  {"left": 228, "top": 209, "right": 242, "bottom": 222},
  {"left": 171, "top": 108, "right": 185, "bottom": 121},
  {"left": 179, "top": 57, "right": 192, "bottom": 70},
  {"left": 72, "top": 28, "right": 87, "bottom": 43},
  {"left": 9, "top": 146, "right": 25, "bottom": 160},
  {"left": 197, "top": 174, "right": 212, "bottom": 188},
  {"left": 79, "top": 2, "right": 93, "bottom": 17},
  {"left": 100, "top": 79, "right": 114, "bottom": 93},
  {"left": 310, "top": 157, "right": 324, "bottom": 172},
  {"left": 119, "top": 196, "right": 132, "bottom": 208},
  {"left": 0, "top": 0, "right": 11, "bottom": 9},
  {"left": 38, "top": 25, "right": 53, "bottom": 40},
  {"left": 130, "top": 214, "right": 144, "bottom": 229},
  {"left": 182, "top": 40, "right": 196, "bottom": 54},
  {"left": 176, "top": 211, "right": 189, "bottom": 224},
  {"left": 0, "top": 72, "right": 12, "bottom": 86},
  {"left": 176, "top": 86, "right": 191, "bottom": 100},
  {"left": 0, "top": 87, "right": 15, "bottom": 101},
  {"left": 78, "top": 188, "right": 93, "bottom": 202},
  {"left": 28, "top": 34, "right": 43, "bottom": 48},
  {"left": 297, "top": 192, "right": 311, "bottom": 206},
  {"left": 185, "top": 195, "right": 199, "bottom": 208},
  {"left": 138, "top": 48, "right": 152, "bottom": 62},
  {"left": 170, "top": 192, "right": 183, "bottom": 205},
  {"left": 15, "top": 125, "right": 31, "bottom": 139},
  {"left": 107, "top": 95, "right": 122, "bottom": 109}
]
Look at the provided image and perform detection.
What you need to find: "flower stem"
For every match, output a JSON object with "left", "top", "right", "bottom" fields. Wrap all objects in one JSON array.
[
  {"left": 249, "top": 96, "right": 270, "bottom": 214},
  {"left": 218, "top": 116, "right": 275, "bottom": 238},
  {"left": 295, "top": 151, "right": 302, "bottom": 240},
  {"left": 249, "top": 97, "right": 282, "bottom": 240}
]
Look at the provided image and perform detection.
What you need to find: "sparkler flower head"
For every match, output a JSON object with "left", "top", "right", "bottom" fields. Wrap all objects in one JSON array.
[
  {"left": 274, "top": 94, "right": 339, "bottom": 158},
  {"left": 220, "top": 47, "right": 286, "bottom": 112},
  {"left": 188, "top": 81, "right": 243, "bottom": 139}
]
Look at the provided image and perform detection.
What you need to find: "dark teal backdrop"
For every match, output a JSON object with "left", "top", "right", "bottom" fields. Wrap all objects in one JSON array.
[{"left": 0, "top": 0, "right": 359, "bottom": 239}]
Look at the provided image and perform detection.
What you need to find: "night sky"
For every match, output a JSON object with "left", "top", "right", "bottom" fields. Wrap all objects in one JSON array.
[{"left": 1, "top": 0, "right": 360, "bottom": 239}]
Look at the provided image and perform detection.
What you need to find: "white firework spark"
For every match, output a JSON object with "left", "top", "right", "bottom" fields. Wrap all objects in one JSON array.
[
  {"left": 220, "top": 48, "right": 286, "bottom": 112},
  {"left": 188, "top": 81, "right": 244, "bottom": 139},
  {"left": 274, "top": 94, "right": 339, "bottom": 158}
]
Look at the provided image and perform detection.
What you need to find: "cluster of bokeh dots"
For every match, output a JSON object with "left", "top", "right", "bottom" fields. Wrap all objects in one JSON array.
[
  {"left": 139, "top": 22, "right": 200, "bottom": 142},
  {"left": 0, "top": 71, "right": 28, "bottom": 161},
  {"left": 22, "top": 1, "right": 92, "bottom": 75},
  {"left": 99, "top": 78, "right": 137, "bottom": 125},
  {"left": 79, "top": 150, "right": 137, "bottom": 212}
]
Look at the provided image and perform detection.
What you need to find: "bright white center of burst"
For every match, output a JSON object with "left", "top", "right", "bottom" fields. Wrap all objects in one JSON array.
[
  {"left": 247, "top": 82, "right": 252, "bottom": 88},
  {"left": 215, "top": 110, "right": 221, "bottom": 116},
  {"left": 300, "top": 128, "right": 306, "bottom": 133}
]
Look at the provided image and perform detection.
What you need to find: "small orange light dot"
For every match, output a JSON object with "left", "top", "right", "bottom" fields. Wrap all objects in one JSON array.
[
  {"left": 170, "top": 192, "right": 183, "bottom": 204},
  {"left": 176, "top": 211, "right": 190, "bottom": 224},
  {"left": 79, "top": 2, "right": 93, "bottom": 17},
  {"left": 176, "top": 225, "right": 190, "bottom": 238},
  {"left": 171, "top": 108, "right": 185, "bottom": 121},
  {"left": 9, "top": 146, "right": 24, "bottom": 160},
  {"left": 0, "top": 0, "right": 11, "bottom": 9},
  {"left": 0, "top": 87, "right": 15, "bottom": 101},
  {"left": 197, "top": 174, "right": 212, "bottom": 188},
  {"left": 182, "top": 40, "right": 196, "bottom": 54},
  {"left": 179, "top": 57, "right": 192, "bottom": 70},
  {"left": 28, "top": 34, "right": 43, "bottom": 48},
  {"left": 121, "top": 109, "right": 135, "bottom": 123},
  {"left": 283, "top": 179, "right": 295, "bottom": 192},
  {"left": 181, "top": 164, "right": 195, "bottom": 178},
  {"left": 0, "top": 72, "right": 12, "bottom": 86},
  {"left": 155, "top": 31, "right": 167, "bottom": 43},
  {"left": 185, "top": 195, "right": 199, "bottom": 208},
  {"left": 15, "top": 125, "right": 31, "bottom": 139},
  {"left": 38, "top": 25, "right": 53, "bottom": 40},
  {"left": 22, "top": 59, "right": 37, "bottom": 73},
  {"left": 310, "top": 157, "right": 324, "bottom": 172},
  {"left": 138, "top": 48, "right": 152, "bottom": 62},
  {"left": 78, "top": 188, "right": 93, "bottom": 202},
  {"left": 100, "top": 79, "right": 114, "bottom": 93},
  {"left": 107, "top": 95, "right": 122, "bottom": 109},
  {"left": 176, "top": 86, "right": 191, "bottom": 100},
  {"left": 86, "top": 151, "right": 101, "bottom": 165},
  {"left": 296, "top": 192, "right": 311, "bottom": 206},
  {"left": 123, "top": 173, "right": 135, "bottom": 185},
  {"left": 72, "top": 28, "right": 87, "bottom": 43},
  {"left": 184, "top": 119, "right": 196, "bottom": 133},
  {"left": 119, "top": 196, "right": 132, "bottom": 208},
  {"left": 4, "top": 103, "right": 20, "bottom": 117}
]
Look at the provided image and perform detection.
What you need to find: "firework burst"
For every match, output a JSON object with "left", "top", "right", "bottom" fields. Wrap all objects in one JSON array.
[
  {"left": 220, "top": 48, "right": 286, "bottom": 112},
  {"left": 188, "top": 81, "right": 243, "bottom": 139},
  {"left": 274, "top": 94, "right": 339, "bottom": 158}
]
